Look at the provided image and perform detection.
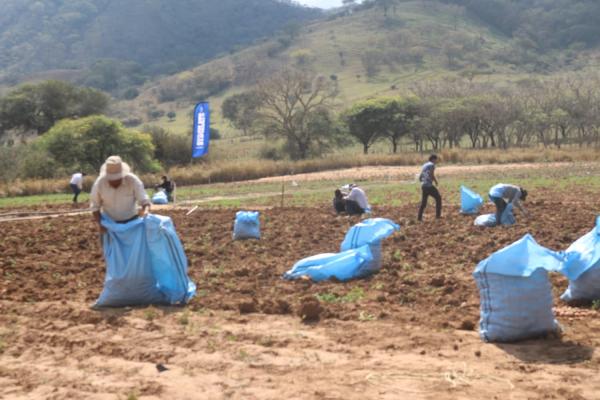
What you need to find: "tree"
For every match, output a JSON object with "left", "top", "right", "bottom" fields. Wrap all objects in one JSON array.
[
  {"left": 40, "top": 116, "right": 159, "bottom": 174},
  {"left": 384, "top": 98, "right": 420, "bottom": 153},
  {"left": 0, "top": 80, "right": 109, "bottom": 136},
  {"left": 343, "top": 98, "right": 390, "bottom": 154},
  {"left": 255, "top": 69, "right": 340, "bottom": 159},
  {"left": 221, "top": 92, "right": 262, "bottom": 136},
  {"left": 167, "top": 111, "right": 177, "bottom": 121}
]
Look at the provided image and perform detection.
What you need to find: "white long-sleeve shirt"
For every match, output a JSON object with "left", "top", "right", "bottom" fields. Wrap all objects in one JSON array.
[
  {"left": 70, "top": 173, "right": 83, "bottom": 189},
  {"left": 346, "top": 187, "right": 369, "bottom": 210},
  {"left": 489, "top": 184, "right": 526, "bottom": 213},
  {"left": 90, "top": 173, "right": 150, "bottom": 222}
]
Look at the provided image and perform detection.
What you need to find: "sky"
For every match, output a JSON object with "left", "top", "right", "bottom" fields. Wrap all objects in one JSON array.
[{"left": 298, "top": 0, "right": 345, "bottom": 9}]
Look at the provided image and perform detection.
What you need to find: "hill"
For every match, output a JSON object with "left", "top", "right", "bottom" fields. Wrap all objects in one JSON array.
[
  {"left": 119, "top": 0, "right": 600, "bottom": 140},
  {"left": 0, "top": 0, "right": 320, "bottom": 94}
]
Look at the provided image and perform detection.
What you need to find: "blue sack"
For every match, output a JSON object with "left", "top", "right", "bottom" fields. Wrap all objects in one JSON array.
[
  {"left": 233, "top": 211, "right": 260, "bottom": 240},
  {"left": 460, "top": 186, "right": 484, "bottom": 214},
  {"left": 473, "top": 234, "right": 563, "bottom": 342},
  {"left": 95, "top": 214, "right": 196, "bottom": 307},
  {"left": 340, "top": 218, "right": 400, "bottom": 274},
  {"left": 152, "top": 190, "right": 169, "bottom": 205},
  {"left": 560, "top": 217, "right": 600, "bottom": 302},
  {"left": 284, "top": 245, "right": 373, "bottom": 282},
  {"left": 474, "top": 204, "right": 516, "bottom": 227}
]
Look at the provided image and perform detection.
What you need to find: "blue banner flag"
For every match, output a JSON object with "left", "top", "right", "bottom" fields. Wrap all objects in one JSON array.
[{"left": 192, "top": 102, "right": 210, "bottom": 158}]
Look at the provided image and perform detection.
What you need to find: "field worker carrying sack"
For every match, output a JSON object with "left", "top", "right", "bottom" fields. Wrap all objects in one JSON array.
[
  {"left": 418, "top": 154, "right": 442, "bottom": 221},
  {"left": 90, "top": 156, "right": 196, "bottom": 307},
  {"left": 91, "top": 156, "right": 151, "bottom": 228},
  {"left": 488, "top": 184, "right": 529, "bottom": 225}
]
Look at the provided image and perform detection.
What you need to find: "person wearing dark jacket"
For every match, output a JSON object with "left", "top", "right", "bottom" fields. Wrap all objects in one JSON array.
[
  {"left": 155, "top": 176, "right": 175, "bottom": 202},
  {"left": 417, "top": 154, "right": 442, "bottom": 221}
]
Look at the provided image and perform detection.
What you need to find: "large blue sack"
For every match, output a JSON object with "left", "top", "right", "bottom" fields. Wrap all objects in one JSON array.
[
  {"left": 473, "top": 234, "right": 563, "bottom": 342},
  {"left": 95, "top": 214, "right": 196, "bottom": 307},
  {"left": 560, "top": 217, "right": 600, "bottom": 302},
  {"left": 460, "top": 185, "right": 484, "bottom": 214},
  {"left": 233, "top": 211, "right": 260, "bottom": 240},
  {"left": 340, "top": 218, "right": 400, "bottom": 274},
  {"left": 152, "top": 190, "right": 169, "bottom": 205},
  {"left": 284, "top": 245, "right": 373, "bottom": 282},
  {"left": 474, "top": 203, "right": 516, "bottom": 227}
]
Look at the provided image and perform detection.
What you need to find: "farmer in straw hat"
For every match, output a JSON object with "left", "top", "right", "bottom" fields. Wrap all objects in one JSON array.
[{"left": 90, "top": 156, "right": 150, "bottom": 233}]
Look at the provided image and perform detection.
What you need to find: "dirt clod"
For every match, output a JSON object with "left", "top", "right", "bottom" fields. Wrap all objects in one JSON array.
[{"left": 297, "top": 297, "right": 322, "bottom": 322}]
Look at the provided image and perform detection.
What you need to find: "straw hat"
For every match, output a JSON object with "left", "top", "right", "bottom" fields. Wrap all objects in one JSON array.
[{"left": 100, "top": 156, "right": 131, "bottom": 181}]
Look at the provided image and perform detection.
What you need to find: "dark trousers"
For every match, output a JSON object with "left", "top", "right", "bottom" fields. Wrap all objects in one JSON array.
[
  {"left": 333, "top": 198, "right": 345, "bottom": 214},
  {"left": 418, "top": 185, "right": 442, "bottom": 221},
  {"left": 70, "top": 184, "right": 81, "bottom": 203},
  {"left": 345, "top": 200, "right": 365, "bottom": 216},
  {"left": 490, "top": 196, "right": 507, "bottom": 225}
]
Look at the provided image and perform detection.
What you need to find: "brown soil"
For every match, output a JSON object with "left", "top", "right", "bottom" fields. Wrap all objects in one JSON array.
[{"left": 1, "top": 191, "right": 600, "bottom": 399}]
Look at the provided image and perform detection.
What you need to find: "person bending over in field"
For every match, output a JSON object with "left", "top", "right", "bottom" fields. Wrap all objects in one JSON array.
[
  {"left": 488, "top": 184, "right": 529, "bottom": 224},
  {"left": 69, "top": 171, "right": 86, "bottom": 204},
  {"left": 417, "top": 154, "right": 442, "bottom": 221},
  {"left": 345, "top": 184, "right": 369, "bottom": 216},
  {"left": 155, "top": 175, "right": 175, "bottom": 202},
  {"left": 333, "top": 189, "right": 346, "bottom": 214},
  {"left": 90, "top": 155, "right": 150, "bottom": 233}
]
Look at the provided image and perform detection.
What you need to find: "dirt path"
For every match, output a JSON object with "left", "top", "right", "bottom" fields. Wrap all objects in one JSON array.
[{"left": 255, "top": 162, "right": 577, "bottom": 183}]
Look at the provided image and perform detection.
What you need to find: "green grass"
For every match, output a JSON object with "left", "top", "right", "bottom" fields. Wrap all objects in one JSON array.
[
  {"left": 0, "top": 193, "right": 90, "bottom": 209},
  {"left": 316, "top": 287, "right": 365, "bottom": 304}
]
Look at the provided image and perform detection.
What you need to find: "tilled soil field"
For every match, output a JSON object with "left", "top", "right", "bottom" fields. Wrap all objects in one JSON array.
[{"left": 1, "top": 189, "right": 600, "bottom": 399}]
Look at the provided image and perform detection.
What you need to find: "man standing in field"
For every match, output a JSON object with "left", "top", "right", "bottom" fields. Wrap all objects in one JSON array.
[
  {"left": 90, "top": 156, "right": 150, "bottom": 233},
  {"left": 69, "top": 171, "right": 86, "bottom": 203},
  {"left": 417, "top": 154, "right": 442, "bottom": 221},
  {"left": 488, "top": 184, "right": 529, "bottom": 224}
]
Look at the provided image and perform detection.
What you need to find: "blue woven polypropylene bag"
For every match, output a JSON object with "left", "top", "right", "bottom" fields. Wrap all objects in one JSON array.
[
  {"left": 473, "top": 234, "right": 563, "bottom": 342},
  {"left": 283, "top": 245, "right": 373, "bottom": 282},
  {"left": 95, "top": 214, "right": 196, "bottom": 307},
  {"left": 474, "top": 203, "right": 516, "bottom": 227},
  {"left": 340, "top": 218, "right": 399, "bottom": 274},
  {"left": 233, "top": 211, "right": 260, "bottom": 240},
  {"left": 561, "top": 217, "right": 600, "bottom": 302},
  {"left": 152, "top": 190, "right": 168, "bottom": 205},
  {"left": 460, "top": 185, "right": 484, "bottom": 214}
]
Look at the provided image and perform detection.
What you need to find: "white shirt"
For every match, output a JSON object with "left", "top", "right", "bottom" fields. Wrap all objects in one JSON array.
[
  {"left": 70, "top": 173, "right": 83, "bottom": 189},
  {"left": 90, "top": 173, "right": 150, "bottom": 221},
  {"left": 346, "top": 187, "right": 369, "bottom": 210}
]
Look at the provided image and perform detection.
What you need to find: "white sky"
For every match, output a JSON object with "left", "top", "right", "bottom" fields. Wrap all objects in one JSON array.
[{"left": 298, "top": 0, "right": 345, "bottom": 9}]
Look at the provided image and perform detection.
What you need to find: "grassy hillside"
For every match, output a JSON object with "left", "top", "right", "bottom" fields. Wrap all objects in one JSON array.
[
  {"left": 0, "top": 0, "right": 320, "bottom": 94},
  {"left": 114, "top": 1, "right": 598, "bottom": 161}
]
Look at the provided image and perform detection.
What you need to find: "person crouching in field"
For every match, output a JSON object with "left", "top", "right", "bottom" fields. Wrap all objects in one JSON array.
[
  {"left": 90, "top": 156, "right": 150, "bottom": 233},
  {"left": 345, "top": 184, "right": 369, "bottom": 216},
  {"left": 70, "top": 171, "right": 86, "bottom": 204},
  {"left": 333, "top": 189, "right": 346, "bottom": 214},
  {"left": 488, "top": 184, "right": 529, "bottom": 224},
  {"left": 417, "top": 154, "right": 442, "bottom": 221}
]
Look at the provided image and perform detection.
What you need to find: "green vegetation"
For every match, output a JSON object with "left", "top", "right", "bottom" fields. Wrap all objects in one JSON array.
[
  {"left": 0, "top": 0, "right": 319, "bottom": 93},
  {"left": 316, "top": 287, "right": 365, "bottom": 303}
]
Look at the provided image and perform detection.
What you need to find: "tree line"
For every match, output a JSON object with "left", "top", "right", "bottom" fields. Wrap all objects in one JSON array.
[{"left": 223, "top": 69, "right": 600, "bottom": 159}]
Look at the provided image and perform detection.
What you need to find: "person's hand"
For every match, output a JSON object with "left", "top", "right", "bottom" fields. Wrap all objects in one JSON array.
[{"left": 139, "top": 206, "right": 150, "bottom": 218}]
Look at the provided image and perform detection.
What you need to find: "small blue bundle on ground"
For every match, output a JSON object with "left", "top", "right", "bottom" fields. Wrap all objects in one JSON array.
[
  {"left": 233, "top": 211, "right": 261, "bottom": 240},
  {"left": 474, "top": 203, "right": 516, "bottom": 227},
  {"left": 460, "top": 185, "right": 484, "bottom": 214},
  {"left": 340, "top": 218, "right": 400, "bottom": 274},
  {"left": 284, "top": 218, "right": 399, "bottom": 282},
  {"left": 560, "top": 216, "right": 600, "bottom": 302},
  {"left": 473, "top": 234, "right": 563, "bottom": 342},
  {"left": 283, "top": 245, "right": 373, "bottom": 282},
  {"left": 95, "top": 214, "right": 196, "bottom": 307},
  {"left": 152, "top": 190, "right": 169, "bottom": 205}
]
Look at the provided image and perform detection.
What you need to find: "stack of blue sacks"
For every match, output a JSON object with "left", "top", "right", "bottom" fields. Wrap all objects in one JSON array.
[{"left": 284, "top": 218, "right": 400, "bottom": 282}]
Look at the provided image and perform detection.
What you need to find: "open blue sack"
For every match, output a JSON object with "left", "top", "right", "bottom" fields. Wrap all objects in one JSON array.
[
  {"left": 95, "top": 214, "right": 196, "bottom": 307},
  {"left": 233, "top": 211, "right": 260, "bottom": 240},
  {"left": 152, "top": 190, "right": 169, "bottom": 205},
  {"left": 560, "top": 216, "right": 600, "bottom": 302},
  {"left": 474, "top": 203, "right": 515, "bottom": 227},
  {"left": 340, "top": 218, "right": 400, "bottom": 274},
  {"left": 460, "top": 186, "right": 484, "bottom": 214},
  {"left": 284, "top": 245, "right": 373, "bottom": 282},
  {"left": 473, "top": 234, "right": 563, "bottom": 342}
]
